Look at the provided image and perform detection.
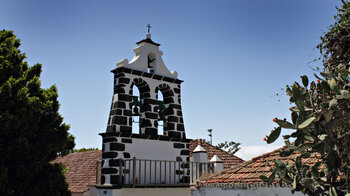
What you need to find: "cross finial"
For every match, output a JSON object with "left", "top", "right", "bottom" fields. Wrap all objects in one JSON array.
[{"left": 147, "top": 24, "right": 151, "bottom": 34}]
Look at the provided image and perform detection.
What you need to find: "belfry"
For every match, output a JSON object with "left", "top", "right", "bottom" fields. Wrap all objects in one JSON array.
[
  {"left": 98, "top": 30, "right": 191, "bottom": 190},
  {"left": 105, "top": 32, "right": 185, "bottom": 138}
]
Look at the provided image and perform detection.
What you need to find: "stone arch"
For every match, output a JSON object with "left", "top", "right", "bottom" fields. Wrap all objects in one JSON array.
[
  {"left": 129, "top": 78, "right": 151, "bottom": 99},
  {"left": 155, "top": 84, "right": 175, "bottom": 136},
  {"left": 129, "top": 78, "right": 153, "bottom": 135},
  {"left": 156, "top": 84, "right": 174, "bottom": 104}
]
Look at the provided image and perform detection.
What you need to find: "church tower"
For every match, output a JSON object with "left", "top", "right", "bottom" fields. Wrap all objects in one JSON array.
[
  {"left": 106, "top": 30, "right": 185, "bottom": 139},
  {"left": 99, "top": 29, "right": 190, "bottom": 189}
]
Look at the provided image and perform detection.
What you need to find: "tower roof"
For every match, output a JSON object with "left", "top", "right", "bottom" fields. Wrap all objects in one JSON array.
[
  {"left": 210, "top": 155, "right": 223, "bottom": 163},
  {"left": 189, "top": 139, "right": 244, "bottom": 169},
  {"left": 136, "top": 33, "right": 160, "bottom": 46},
  {"left": 115, "top": 32, "right": 178, "bottom": 79},
  {"left": 193, "top": 145, "right": 206, "bottom": 153}
]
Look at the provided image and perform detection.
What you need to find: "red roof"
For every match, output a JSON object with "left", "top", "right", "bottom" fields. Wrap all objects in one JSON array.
[
  {"left": 198, "top": 146, "right": 318, "bottom": 187},
  {"left": 189, "top": 139, "right": 244, "bottom": 169},
  {"left": 52, "top": 150, "right": 102, "bottom": 193},
  {"left": 52, "top": 139, "right": 243, "bottom": 193}
]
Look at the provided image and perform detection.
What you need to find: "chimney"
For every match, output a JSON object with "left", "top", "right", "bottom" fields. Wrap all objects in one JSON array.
[
  {"left": 190, "top": 145, "right": 208, "bottom": 163},
  {"left": 210, "top": 155, "right": 223, "bottom": 173}
]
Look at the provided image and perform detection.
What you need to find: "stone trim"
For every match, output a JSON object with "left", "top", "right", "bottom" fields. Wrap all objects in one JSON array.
[
  {"left": 100, "top": 132, "right": 192, "bottom": 143},
  {"left": 107, "top": 66, "right": 186, "bottom": 139},
  {"left": 111, "top": 67, "right": 183, "bottom": 84},
  {"left": 136, "top": 38, "right": 160, "bottom": 46}
]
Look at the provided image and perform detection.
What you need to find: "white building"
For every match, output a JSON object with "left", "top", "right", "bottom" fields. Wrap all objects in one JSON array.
[{"left": 53, "top": 32, "right": 307, "bottom": 196}]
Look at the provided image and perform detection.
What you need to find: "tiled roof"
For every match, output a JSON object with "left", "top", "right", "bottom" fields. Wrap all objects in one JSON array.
[
  {"left": 51, "top": 150, "right": 102, "bottom": 193},
  {"left": 52, "top": 140, "right": 243, "bottom": 193},
  {"left": 189, "top": 139, "right": 244, "bottom": 169},
  {"left": 198, "top": 146, "right": 318, "bottom": 187}
]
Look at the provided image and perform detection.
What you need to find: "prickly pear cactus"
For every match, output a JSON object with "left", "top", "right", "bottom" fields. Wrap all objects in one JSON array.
[{"left": 261, "top": 2, "right": 350, "bottom": 195}]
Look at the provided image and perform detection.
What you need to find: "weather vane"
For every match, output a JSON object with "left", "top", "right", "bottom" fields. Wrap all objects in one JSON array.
[{"left": 147, "top": 24, "right": 151, "bottom": 34}]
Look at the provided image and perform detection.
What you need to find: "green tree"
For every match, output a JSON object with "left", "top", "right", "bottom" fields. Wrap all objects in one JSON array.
[
  {"left": 262, "top": 1, "right": 350, "bottom": 195},
  {"left": 216, "top": 141, "right": 241, "bottom": 155},
  {"left": 0, "top": 30, "right": 75, "bottom": 195},
  {"left": 72, "top": 147, "right": 99, "bottom": 153}
]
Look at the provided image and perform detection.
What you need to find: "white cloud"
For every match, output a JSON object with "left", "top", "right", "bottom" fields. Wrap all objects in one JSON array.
[{"left": 235, "top": 145, "right": 282, "bottom": 161}]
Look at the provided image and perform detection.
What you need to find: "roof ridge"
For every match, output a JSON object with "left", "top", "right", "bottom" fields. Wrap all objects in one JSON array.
[
  {"left": 195, "top": 139, "right": 243, "bottom": 161},
  {"left": 197, "top": 145, "right": 319, "bottom": 187},
  {"left": 245, "top": 145, "right": 286, "bottom": 163}
]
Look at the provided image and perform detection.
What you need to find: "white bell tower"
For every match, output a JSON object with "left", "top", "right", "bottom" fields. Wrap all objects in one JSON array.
[{"left": 98, "top": 27, "right": 190, "bottom": 191}]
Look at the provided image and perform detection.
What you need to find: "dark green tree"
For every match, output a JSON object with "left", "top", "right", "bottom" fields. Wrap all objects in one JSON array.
[
  {"left": 216, "top": 141, "right": 241, "bottom": 155},
  {"left": 0, "top": 30, "right": 75, "bottom": 195},
  {"left": 262, "top": 1, "right": 350, "bottom": 195}
]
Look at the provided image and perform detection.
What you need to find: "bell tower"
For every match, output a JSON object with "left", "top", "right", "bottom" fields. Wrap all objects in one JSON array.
[
  {"left": 105, "top": 32, "right": 185, "bottom": 139},
  {"left": 99, "top": 31, "right": 190, "bottom": 189}
]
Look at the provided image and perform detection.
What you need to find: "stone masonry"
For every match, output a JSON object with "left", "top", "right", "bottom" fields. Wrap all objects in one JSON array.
[{"left": 99, "top": 33, "right": 190, "bottom": 187}]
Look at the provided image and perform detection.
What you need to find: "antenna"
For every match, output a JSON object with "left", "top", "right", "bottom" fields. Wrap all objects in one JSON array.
[{"left": 208, "top": 129, "right": 213, "bottom": 144}]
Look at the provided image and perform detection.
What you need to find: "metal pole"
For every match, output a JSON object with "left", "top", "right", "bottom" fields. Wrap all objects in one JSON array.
[{"left": 119, "top": 159, "right": 123, "bottom": 185}]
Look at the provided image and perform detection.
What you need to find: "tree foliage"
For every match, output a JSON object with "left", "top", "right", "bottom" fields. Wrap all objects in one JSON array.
[
  {"left": 216, "top": 141, "right": 241, "bottom": 155},
  {"left": 72, "top": 147, "right": 99, "bottom": 153},
  {"left": 0, "top": 29, "right": 75, "bottom": 195},
  {"left": 262, "top": 1, "right": 350, "bottom": 195}
]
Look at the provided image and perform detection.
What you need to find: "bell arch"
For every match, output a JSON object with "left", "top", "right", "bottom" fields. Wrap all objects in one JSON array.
[
  {"left": 129, "top": 78, "right": 153, "bottom": 135},
  {"left": 147, "top": 53, "right": 156, "bottom": 74},
  {"left": 130, "top": 85, "right": 141, "bottom": 133},
  {"left": 155, "top": 84, "right": 175, "bottom": 136}
]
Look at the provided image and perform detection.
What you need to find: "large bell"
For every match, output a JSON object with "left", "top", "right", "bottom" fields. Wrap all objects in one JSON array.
[{"left": 132, "top": 106, "right": 140, "bottom": 116}]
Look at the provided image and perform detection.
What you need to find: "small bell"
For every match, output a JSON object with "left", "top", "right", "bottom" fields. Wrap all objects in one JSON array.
[
  {"left": 158, "top": 111, "right": 165, "bottom": 121},
  {"left": 132, "top": 106, "right": 140, "bottom": 116}
]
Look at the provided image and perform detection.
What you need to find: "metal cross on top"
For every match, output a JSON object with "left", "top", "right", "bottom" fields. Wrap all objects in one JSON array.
[{"left": 147, "top": 24, "right": 151, "bottom": 34}]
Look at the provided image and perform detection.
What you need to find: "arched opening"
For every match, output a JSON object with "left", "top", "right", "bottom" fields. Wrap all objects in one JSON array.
[
  {"left": 156, "top": 90, "right": 165, "bottom": 135},
  {"left": 131, "top": 78, "right": 151, "bottom": 135},
  {"left": 131, "top": 85, "right": 141, "bottom": 134},
  {"left": 147, "top": 53, "right": 156, "bottom": 74},
  {"left": 156, "top": 84, "right": 174, "bottom": 136}
]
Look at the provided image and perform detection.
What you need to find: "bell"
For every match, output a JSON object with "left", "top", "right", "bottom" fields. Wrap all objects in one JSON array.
[
  {"left": 132, "top": 106, "right": 140, "bottom": 116},
  {"left": 158, "top": 111, "right": 165, "bottom": 121}
]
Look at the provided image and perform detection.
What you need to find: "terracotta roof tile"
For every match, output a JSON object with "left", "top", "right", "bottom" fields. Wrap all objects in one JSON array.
[
  {"left": 52, "top": 139, "right": 243, "bottom": 193},
  {"left": 199, "top": 146, "right": 319, "bottom": 186},
  {"left": 51, "top": 150, "right": 102, "bottom": 193},
  {"left": 189, "top": 139, "right": 244, "bottom": 169}
]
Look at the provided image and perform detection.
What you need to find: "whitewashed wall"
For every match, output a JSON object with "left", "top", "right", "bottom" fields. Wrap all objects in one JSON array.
[
  {"left": 122, "top": 137, "right": 185, "bottom": 160},
  {"left": 102, "top": 136, "right": 190, "bottom": 185},
  {"left": 83, "top": 186, "right": 99, "bottom": 196},
  {"left": 191, "top": 187, "right": 306, "bottom": 196},
  {"left": 98, "top": 188, "right": 190, "bottom": 196}
]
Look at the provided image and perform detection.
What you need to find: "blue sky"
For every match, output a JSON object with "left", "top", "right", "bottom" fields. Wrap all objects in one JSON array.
[{"left": 0, "top": 0, "right": 340, "bottom": 159}]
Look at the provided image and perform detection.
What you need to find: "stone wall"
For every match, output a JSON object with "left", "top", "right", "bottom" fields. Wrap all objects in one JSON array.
[
  {"left": 106, "top": 67, "right": 185, "bottom": 139},
  {"left": 99, "top": 34, "right": 189, "bottom": 188}
]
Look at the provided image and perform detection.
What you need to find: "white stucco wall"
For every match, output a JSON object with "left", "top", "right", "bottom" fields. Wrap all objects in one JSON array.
[
  {"left": 191, "top": 187, "right": 306, "bottom": 196},
  {"left": 117, "top": 34, "right": 178, "bottom": 79},
  {"left": 83, "top": 186, "right": 99, "bottom": 196},
  {"left": 98, "top": 187, "right": 190, "bottom": 196},
  {"left": 122, "top": 137, "right": 185, "bottom": 160},
  {"left": 103, "top": 137, "right": 189, "bottom": 185}
]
